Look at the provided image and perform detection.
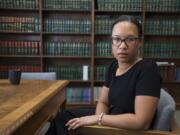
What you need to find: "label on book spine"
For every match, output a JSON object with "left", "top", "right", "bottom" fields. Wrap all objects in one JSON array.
[{"left": 83, "top": 65, "right": 88, "bottom": 81}]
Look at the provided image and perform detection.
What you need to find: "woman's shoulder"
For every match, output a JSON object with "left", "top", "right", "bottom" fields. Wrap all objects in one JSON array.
[
  {"left": 138, "top": 59, "right": 159, "bottom": 72},
  {"left": 140, "top": 59, "right": 158, "bottom": 67},
  {"left": 108, "top": 59, "right": 158, "bottom": 72}
]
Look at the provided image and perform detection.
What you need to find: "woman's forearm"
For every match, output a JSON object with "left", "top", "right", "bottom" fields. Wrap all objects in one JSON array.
[
  {"left": 95, "top": 101, "right": 109, "bottom": 115},
  {"left": 101, "top": 113, "right": 149, "bottom": 130}
]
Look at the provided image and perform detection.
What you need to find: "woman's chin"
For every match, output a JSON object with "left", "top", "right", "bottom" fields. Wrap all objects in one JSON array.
[{"left": 117, "top": 58, "right": 129, "bottom": 63}]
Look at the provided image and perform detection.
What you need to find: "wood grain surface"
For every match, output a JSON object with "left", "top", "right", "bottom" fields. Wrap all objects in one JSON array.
[{"left": 0, "top": 80, "right": 69, "bottom": 135}]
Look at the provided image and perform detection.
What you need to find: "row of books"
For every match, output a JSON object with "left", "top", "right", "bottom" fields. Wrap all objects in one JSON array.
[
  {"left": 0, "top": 40, "right": 40, "bottom": 55},
  {"left": 146, "top": 0, "right": 180, "bottom": 11},
  {"left": 67, "top": 87, "right": 91, "bottom": 104},
  {"left": 0, "top": 64, "right": 107, "bottom": 81},
  {"left": 1, "top": 40, "right": 179, "bottom": 58},
  {"left": 1, "top": 0, "right": 179, "bottom": 12},
  {"left": 44, "top": 18, "right": 91, "bottom": 33},
  {"left": 95, "top": 66, "right": 108, "bottom": 81},
  {"left": 158, "top": 64, "right": 176, "bottom": 81},
  {"left": 95, "top": 16, "right": 116, "bottom": 34},
  {"left": 67, "top": 86, "right": 106, "bottom": 104},
  {"left": 176, "top": 67, "right": 180, "bottom": 81},
  {"left": 97, "top": 0, "right": 142, "bottom": 11},
  {"left": 43, "top": 0, "right": 91, "bottom": 10},
  {"left": 0, "top": 16, "right": 40, "bottom": 32},
  {"left": 95, "top": 15, "right": 141, "bottom": 34},
  {"left": 0, "top": 64, "right": 41, "bottom": 72},
  {"left": 95, "top": 41, "right": 111, "bottom": 56},
  {"left": 145, "top": 18, "right": 180, "bottom": 35},
  {"left": 0, "top": 0, "right": 38, "bottom": 9},
  {"left": 1, "top": 16, "right": 180, "bottom": 35},
  {"left": 44, "top": 41, "right": 91, "bottom": 56},
  {"left": 1, "top": 40, "right": 180, "bottom": 58},
  {"left": 68, "top": 86, "right": 122, "bottom": 104},
  {"left": 45, "top": 65, "right": 89, "bottom": 80},
  {"left": 144, "top": 40, "right": 180, "bottom": 58}
]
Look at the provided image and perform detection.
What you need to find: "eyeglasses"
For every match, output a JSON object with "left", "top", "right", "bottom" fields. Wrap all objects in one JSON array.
[{"left": 111, "top": 36, "right": 139, "bottom": 48}]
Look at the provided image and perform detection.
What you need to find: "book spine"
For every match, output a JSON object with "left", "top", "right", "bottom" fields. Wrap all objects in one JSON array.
[
  {"left": 0, "top": 40, "right": 40, "bottom": 55},
  {"left": 0, "top": 16, "right": 40, "bottom": 32}
]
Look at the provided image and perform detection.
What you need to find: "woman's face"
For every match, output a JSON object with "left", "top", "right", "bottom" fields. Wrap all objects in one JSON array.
[{"left": 111, "top": 21, "right": 141, "bottom": 63}]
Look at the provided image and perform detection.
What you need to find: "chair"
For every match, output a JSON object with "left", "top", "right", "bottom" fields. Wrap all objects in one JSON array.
[
  {"left": 152, "top": 88, "right": 175, "bottom": 131},
  {"left": 70, "top": 88, "right": 179, "bottom": 135},
  {"left": 21, "top": 72, "right": 57, "bottom": 80}
]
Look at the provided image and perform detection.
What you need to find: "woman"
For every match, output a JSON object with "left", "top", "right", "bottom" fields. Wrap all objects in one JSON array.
[{"left": 46, "top": 15, "right": 161, "bottom": 135}]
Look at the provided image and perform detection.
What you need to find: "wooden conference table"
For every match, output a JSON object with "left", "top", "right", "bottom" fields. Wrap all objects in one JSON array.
[{"left": 0, "top": 79, "right": 69, "bottom": 135}]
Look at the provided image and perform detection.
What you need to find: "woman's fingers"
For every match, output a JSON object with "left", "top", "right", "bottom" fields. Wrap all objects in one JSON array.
[
  {"left": 66, "top": 115, "right": 98, "bottom": 130},
  {"left": 66, "top": 118, "right": 78, "bottom": 126},
  {"left": 69, "top": 119, "right": 80, "bottom": 129},
  {"left": 66, "top": 118, "right": 82, "bottom": 130}
]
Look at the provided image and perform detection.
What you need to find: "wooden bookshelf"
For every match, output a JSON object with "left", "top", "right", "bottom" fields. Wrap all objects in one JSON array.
[
  {"left": 143, "top": 0, "right": 180, "bottom": 108},
  {"left": 0, "top": 0, "right": 180, "bottom": 108}
]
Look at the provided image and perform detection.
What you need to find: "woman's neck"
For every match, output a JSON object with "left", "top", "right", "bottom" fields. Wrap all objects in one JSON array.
[{"left": 117, "top": 57, "right": 141, "bottom": 75}]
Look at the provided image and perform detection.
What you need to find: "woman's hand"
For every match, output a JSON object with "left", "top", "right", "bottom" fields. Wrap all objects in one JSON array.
[{"left": 66, "top": 115, "right": 98, "bottom": 130}]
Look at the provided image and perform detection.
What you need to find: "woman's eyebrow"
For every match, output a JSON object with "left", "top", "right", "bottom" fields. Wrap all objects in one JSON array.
[{"left": 112, "top": 35, "right": 138, "bottom": 38}]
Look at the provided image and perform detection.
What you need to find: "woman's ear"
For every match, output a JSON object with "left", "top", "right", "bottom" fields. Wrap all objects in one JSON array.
[
  {"left": 138, "top": 39, "right": 143, "bottom": 57},
  {"left": 138, "top": 37, "right": 143, "bottom": 46}
]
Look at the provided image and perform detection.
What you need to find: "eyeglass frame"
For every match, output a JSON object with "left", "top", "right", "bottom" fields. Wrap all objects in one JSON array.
[{"left": 111, "top": 36, "right": 141, "bottom": 48}]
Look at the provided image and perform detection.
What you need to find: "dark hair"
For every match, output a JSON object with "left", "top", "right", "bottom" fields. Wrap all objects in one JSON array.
[{"left": 111, "top": 15, "right": 142, "bottom": 37}]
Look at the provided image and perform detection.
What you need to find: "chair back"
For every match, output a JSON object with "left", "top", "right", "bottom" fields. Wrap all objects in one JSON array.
[
  {"left": 21, "top": 72, "right": 57, "bottom": 80},
  {"left": 152, "top": 88, "right": 176, "bottom": 131}
]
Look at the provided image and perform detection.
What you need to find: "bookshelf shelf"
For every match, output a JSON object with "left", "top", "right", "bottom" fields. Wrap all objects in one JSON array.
[
  {"left": 0, "top": 32, "right": 40, "bottom": 35},
  {"left": 146, "top": 57, "right": 180, "bottom": 60},
  {"left": 94, "top": 81, "right": 104, "bottom": 86},
  {"left": 95, "top": 34, "right": 111, "bottom": 36},
  {"left": 144, "top": 34, "right": 180, "bottom": 37},
  {"left": 42, "top": 32, "right": 91, "bottom": 35},
  {"left": 0, "top": 55, "right": 41, "bottom": 58},
  {"left": 0, "top": 8, "right": 39, "bottom": 11},
  {"left": 42, "top": 9, "right": 91, "bottom": 13},
  {"left": 95, "top": 10, "right": 141, "bottom": 14},
  {"left": 145, "top": 57, "right": 180, "bottom": 59},
  {"left": 146, "top": 58, "right": 180, "bottom": 66},
  {"left": 145, "top": 11, "right": 180, "bottom": 14},
  {"left": 0, "top": 0, "right": 180, "bottom": 107},
  {"left": 43, "top": 56, "right": 91, "bottom": 58},
  {"left": 95, "top": 56, "right": 114, "bottom": 59}
]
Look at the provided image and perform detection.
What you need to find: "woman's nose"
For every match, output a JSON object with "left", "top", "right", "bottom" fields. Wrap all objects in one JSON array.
[{"left": 118, "top": 40, "right": 128, "bottom": 49}]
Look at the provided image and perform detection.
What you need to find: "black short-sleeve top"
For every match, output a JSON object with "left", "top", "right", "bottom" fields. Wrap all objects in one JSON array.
[{"left": 103, "top": 59, "right": 161, "bottom": 115}]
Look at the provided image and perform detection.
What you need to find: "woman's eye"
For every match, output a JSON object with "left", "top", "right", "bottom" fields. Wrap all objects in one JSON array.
[
  {"left": 115, "top": 38, "right": 121, "bottom": 42},
  {"left": 126, "top": 38, "right": 134, "bottom": 42}
]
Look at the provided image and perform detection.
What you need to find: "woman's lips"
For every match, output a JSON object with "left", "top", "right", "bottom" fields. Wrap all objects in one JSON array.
[{"left": 117, "top": 53, "right": 128, "bottom": 57}]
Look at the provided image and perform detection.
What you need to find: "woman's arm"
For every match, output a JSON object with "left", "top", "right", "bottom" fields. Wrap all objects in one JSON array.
[
  {"left": 95, "top": 86, "right": 109, "bottom": 115},
  {"left": 66, "top": 95, "right": 158, "bottom": 130},
  {"left": 100, "top": 96, "right": 159, "bottom": 130}
]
